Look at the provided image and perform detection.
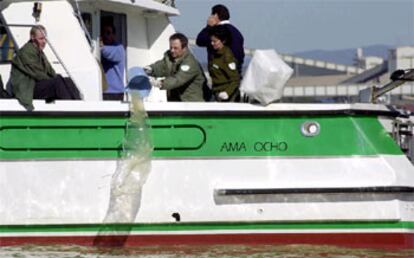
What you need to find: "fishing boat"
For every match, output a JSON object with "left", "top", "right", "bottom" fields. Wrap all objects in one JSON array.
[{"left": 0, "top": 0, "right": 413, "bottom": 249}]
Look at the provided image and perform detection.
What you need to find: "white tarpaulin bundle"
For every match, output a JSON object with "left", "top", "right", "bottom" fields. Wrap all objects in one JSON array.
[{"left": 240, "top": 49, "right": 293, "bottom": 105}]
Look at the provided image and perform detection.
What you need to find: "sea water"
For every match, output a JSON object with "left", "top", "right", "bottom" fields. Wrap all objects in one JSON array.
[{"left": 0, "top": 244, "right": 413, "bottom": 257}]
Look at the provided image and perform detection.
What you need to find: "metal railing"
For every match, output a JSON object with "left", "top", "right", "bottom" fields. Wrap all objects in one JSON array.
[
  {"left": 153, "top": 0, "right": 175, "bottom": 8},
  {"left": 4, "top": 23, "right": 74, "bottom": 82}
]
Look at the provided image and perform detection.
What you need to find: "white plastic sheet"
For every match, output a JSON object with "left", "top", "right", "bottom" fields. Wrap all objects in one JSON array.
[{"left": 240, "top": 49, "right": 293, "bottom": 105}]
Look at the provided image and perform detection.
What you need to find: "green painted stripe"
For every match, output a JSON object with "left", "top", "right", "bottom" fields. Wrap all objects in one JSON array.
[
  {"left": 0, "top": 115, "right": 402, "bottom": 160},
  {"left": 1, "top": 221, "right": 413, "bottom": 234},
  {"left": 151, "top": 115, "right": 402, "bottom": 158}
]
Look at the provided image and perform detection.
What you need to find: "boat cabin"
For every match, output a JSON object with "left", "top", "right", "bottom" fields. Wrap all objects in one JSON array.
[{"left": 0, "top": 0, "right": 178, "bottom": 101}]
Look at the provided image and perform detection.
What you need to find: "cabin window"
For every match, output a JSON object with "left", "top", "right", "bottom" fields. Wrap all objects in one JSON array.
[
  {"left": 0, "top": 23, "right": 15, "bottom": 63},
  {"left": 100, "top": 11, "right": 127, "bottom": 48},
  {"left": 78, "top": 12, "right": 94, "bottom": 48},
  {"left": 81, "top": 12, "right": 93, "bottom": 37}
]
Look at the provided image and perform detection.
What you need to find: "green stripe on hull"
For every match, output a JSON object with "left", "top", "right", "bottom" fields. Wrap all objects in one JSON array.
[
  {"left": 0, "top": 115, "right": 402, "bottom": 159},
  {"left": 1, "top": 221, "right": 413, "bottom": 233}
]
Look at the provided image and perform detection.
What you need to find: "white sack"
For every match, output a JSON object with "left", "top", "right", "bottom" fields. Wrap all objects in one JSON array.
[{"left": 240, "top": 49, "right": 293, "bottom": 105}]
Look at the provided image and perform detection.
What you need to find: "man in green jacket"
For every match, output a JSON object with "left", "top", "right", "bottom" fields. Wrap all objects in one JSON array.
[
  {"left": 10, "top": 25, "right": 80, "bottom": 110},
  {"left": 144, "top": 33, "right": 206, "bottom": 102}
]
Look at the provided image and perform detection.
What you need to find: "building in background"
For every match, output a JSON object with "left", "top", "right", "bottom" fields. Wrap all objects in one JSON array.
[{"left": 281, "top": 46, "right": 414, "bottom": 106}]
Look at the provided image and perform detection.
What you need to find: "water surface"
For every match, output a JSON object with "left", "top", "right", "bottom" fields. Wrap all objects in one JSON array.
[{"left": 1, "top": 244, "right": 413, "bottom": 258}]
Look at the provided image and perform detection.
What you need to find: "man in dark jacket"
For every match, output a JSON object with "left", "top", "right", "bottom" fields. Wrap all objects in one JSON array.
[
  {"left": 10, "top": 25, "right": 80, "bottom": 110},
  {"left": 196, "top": 4, "right": 245, "bottom": 75}
]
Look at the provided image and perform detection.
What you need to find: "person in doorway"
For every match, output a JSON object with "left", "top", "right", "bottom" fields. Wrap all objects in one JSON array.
[
  {"left": 208, "top": 26, "right": 240, "bottom": 102},
  {"left": 10, "top": 25, "right": 81, "bottom": 110},
  {"left": 100, "top": 24, "right": 126, "bottom": 101},
  {"left": 196, "top": 4, "right": 245, "bottom": 75},
  {"left": 144, "top": 33, "right": 205, "bottom": 102}
]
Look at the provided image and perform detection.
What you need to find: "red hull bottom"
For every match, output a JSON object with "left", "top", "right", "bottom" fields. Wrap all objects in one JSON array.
[{"left": 1, "top": 233, "right": 413, "bottom": 249}]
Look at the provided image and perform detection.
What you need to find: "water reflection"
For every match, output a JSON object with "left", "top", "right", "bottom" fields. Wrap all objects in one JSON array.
[{"left": 1, "top": 244, "right": 413, "bottom": 257}]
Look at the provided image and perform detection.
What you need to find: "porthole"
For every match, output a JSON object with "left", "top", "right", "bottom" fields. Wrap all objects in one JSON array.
[{"left": 301, "top": 121, "right": 320, "bottom": 137}]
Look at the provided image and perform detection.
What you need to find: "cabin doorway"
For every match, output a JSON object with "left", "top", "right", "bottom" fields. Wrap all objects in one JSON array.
[
  {"left": 100, "top": 11, "right": 127, "bottom": 49},
  {"left": 100, "top": 11, "right": 128, "bottom": 89}
]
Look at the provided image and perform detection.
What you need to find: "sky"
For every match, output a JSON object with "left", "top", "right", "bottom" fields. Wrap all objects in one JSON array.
[{"left": 171, "top": 0, "right": 414, "bottom": 54}]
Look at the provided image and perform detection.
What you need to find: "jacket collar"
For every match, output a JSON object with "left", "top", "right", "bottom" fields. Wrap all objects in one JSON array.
[
  {"left": 218, "top": 20, "right": 230, "bottom": 25},
  {"left": 213, "top": 46, "right": 229, "bottom": 56}
]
